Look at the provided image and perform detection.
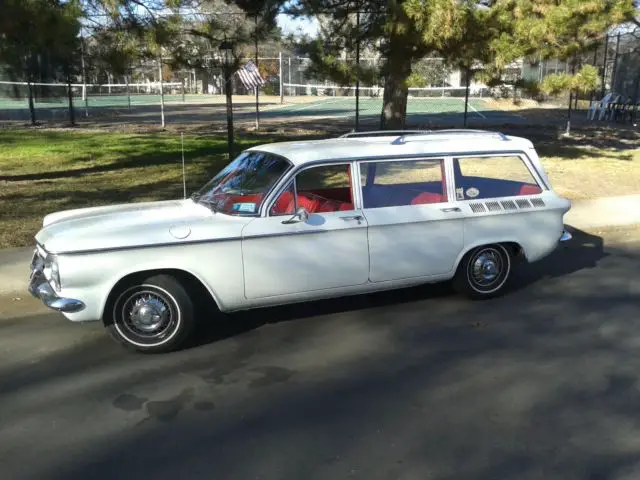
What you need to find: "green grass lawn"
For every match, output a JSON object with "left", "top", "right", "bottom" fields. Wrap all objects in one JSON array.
[
  {"left": 0, "top": 127, "right": 639, "bottom": 249},
  {"left": 0, "top": 129, "right": 294, "bottom": 249}
]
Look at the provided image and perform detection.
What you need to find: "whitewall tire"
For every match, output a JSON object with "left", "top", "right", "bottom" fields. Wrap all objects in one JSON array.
[
  {"left": 453, "top": 244, "right": 512, "bottom": 299},
  {"left": 106, "top": 274, "right": 195, "bottom": 353}
]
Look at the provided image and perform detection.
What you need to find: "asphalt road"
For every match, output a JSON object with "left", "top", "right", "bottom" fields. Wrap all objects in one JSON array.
[{"left": 1, "top": 226, "right": 640, "bottom": 480}]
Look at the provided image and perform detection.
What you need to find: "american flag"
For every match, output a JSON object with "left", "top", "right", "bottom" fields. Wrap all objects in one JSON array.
[{"left": 236, "top": 60, "right": 265, "bottom": 90}]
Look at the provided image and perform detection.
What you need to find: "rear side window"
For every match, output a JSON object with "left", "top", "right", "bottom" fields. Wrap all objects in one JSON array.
[
  {"left": 360, "top": 159, "right": 447, "bottom": 208},
  {"left": 453, "top": 155, "right": 542, "bottom": 200}
]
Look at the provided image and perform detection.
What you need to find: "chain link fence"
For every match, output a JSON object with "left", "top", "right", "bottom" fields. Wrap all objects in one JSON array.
[{"left": 1, "top": 31, "right": 638, "bottom": 130}]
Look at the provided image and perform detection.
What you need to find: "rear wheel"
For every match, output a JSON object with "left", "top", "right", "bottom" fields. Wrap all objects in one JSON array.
[
  {"left": 453, "top": 244, "right": 512, "bottom": 299},
  {"left": 105, "top": 274, "right": 195, "bottom": 353}
]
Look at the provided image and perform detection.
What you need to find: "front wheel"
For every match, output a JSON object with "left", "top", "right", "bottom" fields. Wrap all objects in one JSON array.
[
  {"left": 453, "top": 244, "right": 512, "bottom": 299},
  {"left": 105, "top": 274, "right": 196, "bottom": 353}
]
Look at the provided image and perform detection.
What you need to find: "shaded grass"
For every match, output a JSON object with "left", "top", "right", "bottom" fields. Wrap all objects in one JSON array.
[{"left": 0, "top": 127, "right": 639, "bottom": 249}]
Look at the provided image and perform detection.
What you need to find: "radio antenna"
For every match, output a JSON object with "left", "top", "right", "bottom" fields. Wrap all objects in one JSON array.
[{"left": 181, "top": 132, "right": 186, "bottom": 199}]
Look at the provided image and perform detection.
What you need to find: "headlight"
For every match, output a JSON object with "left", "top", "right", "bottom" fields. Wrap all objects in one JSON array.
[{"left": 44, "top": 254, "right": 61, "bottom": 292}]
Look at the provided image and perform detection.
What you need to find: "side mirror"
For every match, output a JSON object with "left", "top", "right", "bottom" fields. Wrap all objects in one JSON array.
[{"left": 282, "top": 207, "right": 309, "bottom": 224}]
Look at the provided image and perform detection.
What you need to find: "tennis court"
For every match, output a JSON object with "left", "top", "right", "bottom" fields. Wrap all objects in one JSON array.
[
  {"left": 0, "top": 82, "right": 527, "bottom": 126},
  {"left": 262, "top": 95, "right": 489, "bottom": 117}
]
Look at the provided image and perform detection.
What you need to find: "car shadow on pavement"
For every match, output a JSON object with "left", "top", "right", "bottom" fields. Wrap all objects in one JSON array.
[
  {"left": 509, "top": 225, "right": 607, "bottom": 293},
  {"left": 189, "top": 226, "right": 607, "bottom": 350}
]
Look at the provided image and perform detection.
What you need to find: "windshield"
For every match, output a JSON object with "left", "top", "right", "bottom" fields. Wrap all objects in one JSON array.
[{"left": 192, "top": 151, "right": 292, "bottom": 215}]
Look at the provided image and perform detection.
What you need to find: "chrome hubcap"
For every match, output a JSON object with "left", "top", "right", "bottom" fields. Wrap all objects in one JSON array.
[
  {"left": 119, "top": 289, "right": 174, "bottom": 339},
  {"left": 471, "top": 250, "right": 503, "bottom": 287},
  {"left": 130, "top": 295, "right": 168, "bottom": 332}
]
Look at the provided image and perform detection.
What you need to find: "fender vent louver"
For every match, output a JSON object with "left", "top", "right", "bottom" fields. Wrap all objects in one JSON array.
[
  {"left": 467, "top": 196, "right": 546, "bottom": 214},
  {"left": 469, "top": 202, "right": 487, "bottom": 213},
  {"left": 500, "top": 200, "right": 518, "bottom": 211},
  {"left": 486, "top": 201, "right": 502, "bottom": 212}
]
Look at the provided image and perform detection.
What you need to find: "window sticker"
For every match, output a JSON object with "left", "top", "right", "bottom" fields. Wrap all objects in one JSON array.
[
  {"left": 466, "top": 187, "right": 480, "bottom": 198},
  {"left": 232, "top": 202, "right": 256, "bottom": 213},
  {"left": 456, "top": 188, "right": 465, "bottom": 200}
]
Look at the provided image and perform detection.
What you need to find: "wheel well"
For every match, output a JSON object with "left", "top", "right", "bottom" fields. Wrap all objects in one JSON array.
[
  {"left": 102, "top": 269, "right": 218, "bottom": 326},
  {"left": 455, "top": 241, "right": 525, "bottom": 274},
  {"left": 501, "top": 242, "right": 526, "bottom": 261}
]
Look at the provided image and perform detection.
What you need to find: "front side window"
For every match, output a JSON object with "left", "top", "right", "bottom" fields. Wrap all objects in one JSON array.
[
  {"left": 360, "top": 159, "right": 447, "bottom": 208},
  {"left": 192, "top": 151, "right": 291, "bottom": 215},
  {"left": 453, "top": 155, "right": 542, "bottom": 200},
  {"left": 270, "top": 163, "right": 354, "bottom": 215}
]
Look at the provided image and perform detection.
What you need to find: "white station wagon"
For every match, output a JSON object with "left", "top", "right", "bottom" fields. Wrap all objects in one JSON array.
[{"left": 29, "top": 130, "right": 572, "bottom": 353}]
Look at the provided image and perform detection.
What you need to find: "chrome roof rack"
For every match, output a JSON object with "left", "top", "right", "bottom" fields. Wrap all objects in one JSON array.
[
  {"left": 391, "top": 129, "right": 510, "bottom": 145},
  {"left": 339, "top": 130, "right": 432, "bottom": 139}
]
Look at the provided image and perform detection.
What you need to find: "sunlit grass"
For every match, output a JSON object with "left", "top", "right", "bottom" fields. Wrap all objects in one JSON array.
[
  {"left": 0, "top": 128, "right": 639, "bottom": 249},
  {"left": 0, "top": 130, "right": 277, "bottom": 249}
]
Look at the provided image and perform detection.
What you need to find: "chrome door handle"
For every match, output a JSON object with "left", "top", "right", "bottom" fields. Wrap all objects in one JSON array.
[
  {"left": 441, "top": 207, "right": 462, "bottom": 213},
  {"left": 340, "top": 215, "right": 364, "bottom": 222}
]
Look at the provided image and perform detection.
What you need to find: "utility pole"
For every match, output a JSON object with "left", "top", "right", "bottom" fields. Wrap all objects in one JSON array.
[
  {"left": 463, "top": 68, "right": 471, "bottom": 128},
  {"left": 254, "top": 13, "right": 260, "bottom": 130},
  {"left": 355, "top": 8, "right": 360, "bottom": 132},
  {"left": 278, "top": 51, "right": 283, "bottom": 103},
  {"left": 80, "top": 32, "right": 88, "bottom": 117},
  {"left": 601, "top": 34, "right": 609, "bottom": 98}
]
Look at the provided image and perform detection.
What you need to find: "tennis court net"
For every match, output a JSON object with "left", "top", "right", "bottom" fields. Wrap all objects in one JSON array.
[
  {"left": 0, "top": 81, "right": 184, "bottom": 108},
  {"left": 282, "top": 83, "right": 493, "bottom": 99}
]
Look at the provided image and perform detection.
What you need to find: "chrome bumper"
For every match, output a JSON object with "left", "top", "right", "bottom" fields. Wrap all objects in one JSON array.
[
  {"left": 28, "top": 250, "right": 85, "bottom": 313},
  {"left": 559, "top": 228, "right": 572, "bottom": 242}
]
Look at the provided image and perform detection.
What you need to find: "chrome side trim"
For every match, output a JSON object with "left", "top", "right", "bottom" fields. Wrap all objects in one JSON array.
[
  {"left": 243, "top": 229, "right": 328, "bottom": 240},
  {"left": 44, "top": 236, "right": 243, "bottom": 256}
]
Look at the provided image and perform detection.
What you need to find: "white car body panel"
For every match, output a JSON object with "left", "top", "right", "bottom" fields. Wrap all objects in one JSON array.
[
  {"left": 28, "top": 130, "right": 572, "bottom": 325},
  {"left": 362, "top": 204, "right": 465, "bottom": 282},
  {"left": 241, "top": 211, "right": 370, "bottom": 298}
]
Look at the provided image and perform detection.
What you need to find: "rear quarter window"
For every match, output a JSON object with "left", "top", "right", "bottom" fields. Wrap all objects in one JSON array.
[{"left": 453, "top": 155, "right": 542, "bottom": 200}]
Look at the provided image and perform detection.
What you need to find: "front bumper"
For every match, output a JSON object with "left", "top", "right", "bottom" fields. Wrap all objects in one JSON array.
[{"left": 28, "top": 250, "right": 85, "bottom": 313}]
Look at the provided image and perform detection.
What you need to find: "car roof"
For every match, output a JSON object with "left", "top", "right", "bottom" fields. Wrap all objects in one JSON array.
[{"left": 246, "top": 130, "right": 535, "bottom": 166}]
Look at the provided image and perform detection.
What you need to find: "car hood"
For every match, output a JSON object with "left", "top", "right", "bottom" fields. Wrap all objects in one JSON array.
[{"left": 35, "top": 199, "right": 251, "bottom": 254}]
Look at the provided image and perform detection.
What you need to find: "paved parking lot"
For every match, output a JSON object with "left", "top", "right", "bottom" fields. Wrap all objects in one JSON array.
[{"left": 1, "top": 226, "right": 640, "bottom": 480}]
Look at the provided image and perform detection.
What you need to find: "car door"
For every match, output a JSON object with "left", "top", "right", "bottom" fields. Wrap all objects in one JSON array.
[
  {"left": 241, "top": 162, "right": 370, "bottom": 299},
  {"left": 359, "top": 157, "right": 464, "bottom": 282}
]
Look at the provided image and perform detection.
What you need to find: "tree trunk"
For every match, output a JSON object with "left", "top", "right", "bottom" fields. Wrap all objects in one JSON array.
[
  {"left": 379, "top": 41, "right": 412, "bottom": 130},
  {"left": 566, "top": 61, "right": 577, "bottom": 135},
  {"left": 27, "top": 79, "right": 36, "bottom": 126}
]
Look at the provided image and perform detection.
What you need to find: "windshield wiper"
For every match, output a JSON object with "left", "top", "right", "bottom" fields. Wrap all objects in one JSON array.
[
  {"left": 190, "top": 192, "right": 219, "bottom": 213},
  {"left": 196, "top": 197, "right": 219, "bottom": 213}
]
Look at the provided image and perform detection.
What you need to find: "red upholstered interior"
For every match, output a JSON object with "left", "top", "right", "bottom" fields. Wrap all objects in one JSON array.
[
  {"left": 410, "top": 192, "right": 444, "bottom": 205},
  {"left": 271, "top": 191, "right": 293, "bottom": 214},
  {"left": 271, "top": 165, "right": 355, "bottom": 215},
  {"left": 518, "top": 184, "right": 543, "bottom": 195},
  {"left": 271, "top": 190, "right": 354, "bottom": 215}
]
